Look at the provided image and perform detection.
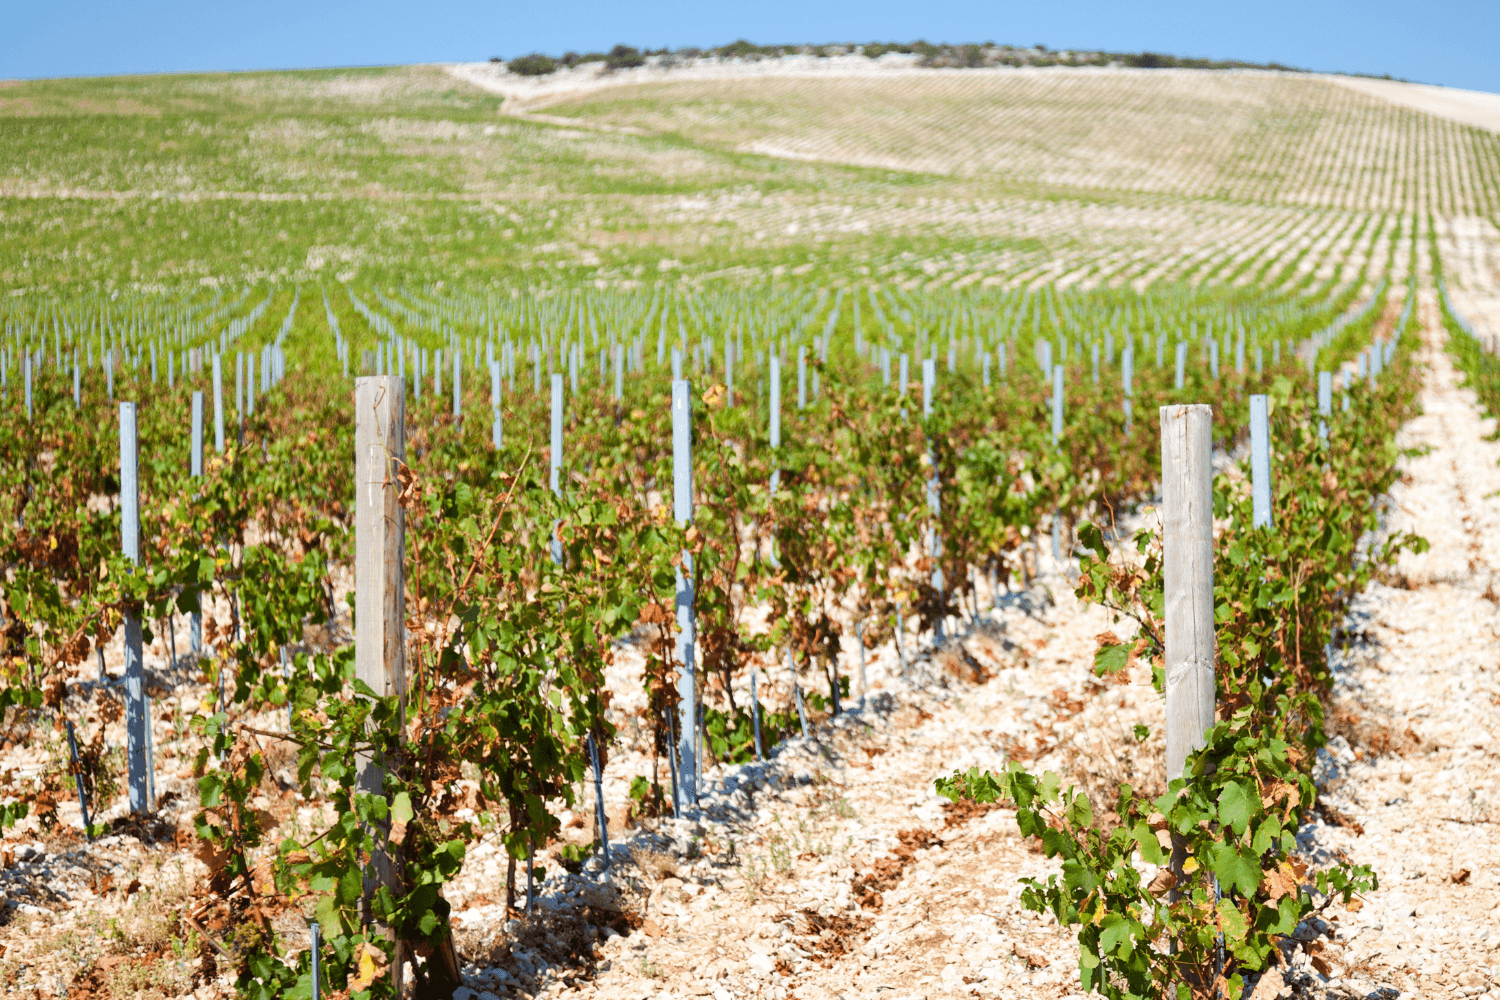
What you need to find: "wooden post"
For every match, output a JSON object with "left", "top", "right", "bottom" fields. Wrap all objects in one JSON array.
[
  {"left": 120, "top": 402, "right": 150, "bottom": 813},
  {"left": 672, "top": 379, "right": 698, "bottom": 807},
  {"left": 353, "top": 375, "right": 405, "bottom": 923},
  {"left": 1249, "top": 395, "right": 1273, "bottom": 528},
  {"left": 1160, "top": 403, "right": 1216, "bottom": 784}
]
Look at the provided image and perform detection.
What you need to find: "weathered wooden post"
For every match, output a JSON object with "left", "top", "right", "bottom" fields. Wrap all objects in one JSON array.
[
  {"left": 1249, "top": 395, "right": 1273, "bottom": 528},
  {"left": 1160, "top": 404, "right": 1216, "bottom": 895},
  {"left": 672, "top": 378, "right": 698, "bottom": 808},
  {"left": 353, "top": 375, "right": 405, "bottom": 929},
  {"left": 120, "top": 403, "right": 150, "bottom": 813}
]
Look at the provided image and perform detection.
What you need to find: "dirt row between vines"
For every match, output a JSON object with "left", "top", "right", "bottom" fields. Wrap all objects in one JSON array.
[{"left": 2, "top": 301, "right": 1498, "bottom": 1000}]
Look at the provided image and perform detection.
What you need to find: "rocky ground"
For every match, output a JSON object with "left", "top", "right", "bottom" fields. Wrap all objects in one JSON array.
[{"left": 3, "top": 306, "right": 1499, "bottom": 1000}]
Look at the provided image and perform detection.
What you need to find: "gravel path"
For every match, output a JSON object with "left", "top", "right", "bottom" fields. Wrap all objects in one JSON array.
[{"left": 1295, "top": 294, "right": 1500, "bottom": 999}]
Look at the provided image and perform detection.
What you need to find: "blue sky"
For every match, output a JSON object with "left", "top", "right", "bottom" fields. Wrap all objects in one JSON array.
[{"left": 4, "top": 0, "right": 1497, "bottom": 95}]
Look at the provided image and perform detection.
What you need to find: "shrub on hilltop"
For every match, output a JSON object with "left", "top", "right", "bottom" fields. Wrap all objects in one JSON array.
[
  {"left": 606, "top": 45, "right": 646, "bottom": 70},
  {"left": 508, "top": 53, "right": 557, "bottom": 76}
]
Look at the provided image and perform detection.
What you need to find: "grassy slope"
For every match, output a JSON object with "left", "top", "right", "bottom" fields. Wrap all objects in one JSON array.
[{"left": 2, "top": 65, "right": 1498, "bottom": 290}]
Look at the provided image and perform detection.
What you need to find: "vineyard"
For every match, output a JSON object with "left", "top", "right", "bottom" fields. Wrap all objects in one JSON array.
[{"left": 1, "top": 56, "right": 1499, "bottom": 1000}]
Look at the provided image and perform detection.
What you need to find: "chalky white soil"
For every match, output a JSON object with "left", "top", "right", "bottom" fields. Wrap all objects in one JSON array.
[
  {"left": 1294, "top": 298, "right": 1500, "bottom": 998},
  {"left": 3, "top": 308, "right": 1500, "bottom": 1000}
]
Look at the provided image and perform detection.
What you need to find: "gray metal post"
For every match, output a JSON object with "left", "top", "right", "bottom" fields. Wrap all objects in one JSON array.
[
  {"left": 121, "top": 402, "right": 149, "bottom": 814},
  {"left": 1317, "top": 371, "right": 1332, "bottom": 441},
  {"left": 589, "top": 733, "right": 610, "bottom": 869},
  {"left": 550, "top": 373, "right": 564, "bottom": 565},
  {"left": 797, "top": 346, "right": 807, "bottom": 410},
  {"left": 855, "top": 621, "right": 868, "bottom": 709},
  {"left": 1249, "top": 394, "right": 1273, "bottom": 528},
  {"left": 1123, "top": 346, "right": 1135, "bottom": 437},
  {"left": 769, "top": 355, "right": 781, "bottom": 496},
  {"left": 672, "top": 379, "right": 697, "bottom": 807},
  {"left": 923, "top": 358, "right": 942, "bottom": 628},
  {"left": 550, "top": 374, "right": 564, "bottom": 495},
  {"left": 1174, "top": 342, "right": 1187, "bottom": 390},
  {"left": 190, "top": 390, "right": 204, "bottom": 654},
  {"left": 310, "top": 920, "right": 321, "bottom": 1000},
  {"left": 24, "top": 355, "right": 31, "bottom": 421},
  {"left": 724, "top": 336, "right": 733, "bottom": 406},
  {"left": 490, "top": 360, "right": 502, "bottom": 450},
  {"left": 751, "top": 669, "right": 763, "bottom": 760},
  {"left": 213, "top": 354, "right": 225, "bottom": 452},
  {"left": 789, "top": 647, "right": 808, "bottom": 737},
  {"left": 73, "top": 360, "right": 80, "bottom": 409},
  {"left": 191, "top": 391, "right": 204, "bottom": 477},
  {"left": 452, "top": 349, "right": 461, "bottom": 419},
  {"left": 1051, "top": 365, "right": 1064, "bottom": 444},
  {"left": 614, "top": 343, "right": 624, "bottom": 402}
]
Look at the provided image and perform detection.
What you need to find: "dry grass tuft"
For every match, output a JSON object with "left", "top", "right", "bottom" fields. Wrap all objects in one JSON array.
[{"left": 629, "top": 847, "right": 677, "bottom": 882}]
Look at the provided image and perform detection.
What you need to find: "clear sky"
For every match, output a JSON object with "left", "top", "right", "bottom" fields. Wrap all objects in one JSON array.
[{"left": 4, "top": 0, "right": 1497, "bottom": 95}]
